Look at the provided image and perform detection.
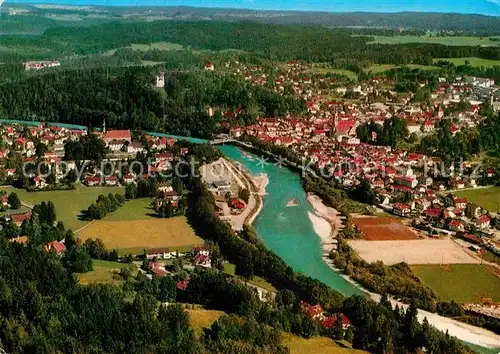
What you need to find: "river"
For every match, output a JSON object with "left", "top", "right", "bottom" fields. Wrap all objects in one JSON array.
[
  {"left": 149, "top": 133, "right": 361, "bottom": 295},
  {"left": 217, "top": 144, "right": 362, "bottom": 296}
]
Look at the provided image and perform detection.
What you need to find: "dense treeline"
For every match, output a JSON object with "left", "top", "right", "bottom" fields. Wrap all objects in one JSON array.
[
  {"left": 5, "top": 5, "right": 500, "bottom": 36},
  {"left": 418, "top": 112, "right": 500, "bottom": 162},
  {"left": 0, "top": 244, "right": 201, "bottom": 353},
  {"left": 330, "top": 237, "right": 439, "bottom": 311},
  {"left": 3, "top": 20, "right": 500, "bottom": 66},
  {"left": 42, "top": 21, "right": 369, "bottom": 61},
  {"left": 0, "top": 67, "right": 305, "bottom": 138}
]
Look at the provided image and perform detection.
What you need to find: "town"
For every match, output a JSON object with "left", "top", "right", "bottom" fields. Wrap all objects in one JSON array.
[{"left": 2, "top": 3, "right": 500, "bottom": 353}]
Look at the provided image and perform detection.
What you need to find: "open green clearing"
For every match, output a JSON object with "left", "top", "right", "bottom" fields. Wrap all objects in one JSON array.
[
  {"left": 4, "top": 184, "right": 124, "bottom": 231},
  {"left": 364, "top": 64, "right": 440, "bottom": 73},
  {"left": 0, "top": 205, "right": 31, "bottom": 218},
  {"left": 128, "top": 42, "right": 185, "bottom": 51},
  {"left": 282, "top": 332, "right": 368, "bottom": 354},
  {"left": 103, "top": 198, "right": 155, "bottom": 221},
  {"left": 77, "top": 197, "right": 202, "bottom": 255},
  {"left": 77, "top": 260, "right": 136, "bottom": 285},
  {"left": 306, "top": 68, "right": 357, "bottom": 79},
  {"left": 453, "top": 186, "right": 500, "bottom": 213},
  {"left": 368, "top": 35, "right": 500, "bottom": 47},
  {"left": 433, "top": 57, "right": 500, "bottom": 68},
  {"left": 411, "top": 264, "right": 500, "bottom": 303},
  {"left": 223, "top": 263, "right": 276, "bottom": 292}
]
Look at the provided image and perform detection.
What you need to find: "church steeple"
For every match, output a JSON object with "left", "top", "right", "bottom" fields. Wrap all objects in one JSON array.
[{"left": 103, "top": 119, "right": 106, "bottom": 133}]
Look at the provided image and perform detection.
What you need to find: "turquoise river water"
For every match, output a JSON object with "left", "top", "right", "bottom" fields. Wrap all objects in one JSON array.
[{"left": 217, "top": 144, "right": 361, "bottom": 296}]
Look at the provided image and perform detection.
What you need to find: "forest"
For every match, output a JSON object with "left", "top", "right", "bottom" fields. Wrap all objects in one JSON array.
[
  {"left": 2, "top": 20, "right": 500, "bottom": 65},
  {"left": 418, "top": 111, "right": 500, "bottom": 163},
  {"left": 0, "top": 66, "right": 305, "bottom": 138}
]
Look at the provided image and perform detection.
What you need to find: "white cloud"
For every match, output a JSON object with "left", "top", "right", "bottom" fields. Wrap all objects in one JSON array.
[{"left": 486, "top": 0, "right": 500, "bottom": 6}]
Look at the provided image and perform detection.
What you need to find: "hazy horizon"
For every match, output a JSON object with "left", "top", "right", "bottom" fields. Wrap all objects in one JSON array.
[{"left": 4, "top": 0, "right": 500, "bottom": 16}]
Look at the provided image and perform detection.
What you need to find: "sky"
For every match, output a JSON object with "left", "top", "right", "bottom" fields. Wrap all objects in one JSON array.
[{"left": 4, "top": 0, "right": 500, "bottom": 16}]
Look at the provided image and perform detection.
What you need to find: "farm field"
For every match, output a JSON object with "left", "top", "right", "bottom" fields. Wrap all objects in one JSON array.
[
  {"left": 454, "top": 186, "right": 500, "bottom": 212},
  {"left": 411, "top": 264, "right": 500, "bottom": 303},
  {"left": 348, "top": 239, "right": 479, "bottom": 265},
  {"left": 433, "top": 57, "right": 500, "bottom": 68},
  {"left": 4, "top": 184, "right": 124, "bottom": 231},
  {"left": 307, "top": 68, "right": 357, "bottom": 79},
  {"left": 77, "top": 260, "right": 136, "bottom": 285},
  {"left": 77, "top": 216, "right": 203, "bottom": 255},
  {"left": 352, "top": 217, "right": 418, "bottom": 240},
  {"left": 367, "top": 35, "right": 500, "bottom": 47}
]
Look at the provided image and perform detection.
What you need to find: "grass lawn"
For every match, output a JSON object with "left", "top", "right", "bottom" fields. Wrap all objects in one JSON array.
[
  {"left": 223, "top": 263, "right": 276, "bottom": 292},
  {"left": 77, "top": 260, "right": 136, "bottom": 285},
  {"left": 116, "top": 244, "right": 196, "bottom": 257},
  {"left": 433, "top": 57, "right": 500, "bottom": 68},
  {"left": 104, "top": 198, "right": 155, "bottom": 221},
  {"left": 368, "top": 35, "right": 500, "bottom": 47},
  {"left": 282, "top": 333, "right": 368, "bottom": 354},
  {"left": 307, "top": 68, "right": 357, "bottom": 79},
  {"left": 128, "top": 42, "right": 184, "bottom": 51},
  {"left": 186, "top": 308, "right": 224, "bottom": 335},
  {"left": 0, "top": 205, "right": 31, "bottom": 218},
  {"left": 4, "top": 184, "right": 124, "bottom": 231},
  {"left": 411, "top": 264, "right": 500, "bottom": 303},
  {"left": 453, "top": 186, "right": 500, "bottom": 213},
  {"left": 77, "top": 216, "right": 203, "bottom": 254},
  {"left": 481, "top": 250, "right": 500, "bottom": 267}
]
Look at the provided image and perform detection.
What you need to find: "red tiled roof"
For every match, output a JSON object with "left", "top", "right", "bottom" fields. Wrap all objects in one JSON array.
[
  {"left": 425, "top": 208, "right": 441, "bottom": 218},
  {"left": 44, "top": 241, "right": 66, "bottom": 254},
  {"left": 176, "top": 280, "right": 189, "bottom": 291},
  {"left": 11, "top": 213, "right": 31, "bottom": 224},
  {"left": 449, "top": 220, "right": 463, "bottom": 228},
  {"left": 104, "top": 130, "right": 131, "bottom": 141},
  {"left": 477, "top": 215, "right": 490, "bottom": 223},
  {"left": 393, "top": 202, "right": 410, "bottom": 210}
]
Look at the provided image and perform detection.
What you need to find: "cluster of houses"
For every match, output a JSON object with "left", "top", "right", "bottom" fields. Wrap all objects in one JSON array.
[
  {"left": 300, "top": 300, "right": 351, "bottom": 330},
  {"left": 237, "top": 114, "right": 500, "bottom": 240},
  {"left": 145, "top": 246, "right": 212, "bottom": 277},
  {"left": 216, "top": 62, "right": 500, "bottom": 247},
  {"left": 24, "top": 60, "right": 61, "bottom": 71},
  {"left": 0, "top": 122, "right": 195, "bottom": 192},
  {"left": 206, "top": 178, "right": 247, "bottom": 216},
  {"left": 10, "top": 236, "right": 67, "bottom": 255},
  {"left": 0, "top": 123, "right": 88, "bottom": 187}
]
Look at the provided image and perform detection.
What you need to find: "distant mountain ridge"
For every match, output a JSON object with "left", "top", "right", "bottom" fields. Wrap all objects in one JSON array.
[{"left": 2, "top": 3, "right": 500, "bottom": 34}]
